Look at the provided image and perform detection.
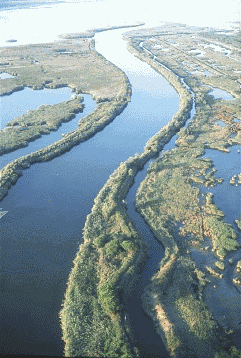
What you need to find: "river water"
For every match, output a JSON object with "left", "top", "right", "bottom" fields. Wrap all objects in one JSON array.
[
  {"left": 127, "top": 41, "right": 241, "bottom": 349},
  {"left": 0, "top": 91, "right": 96, "bottom": 169},
  {"left": 1, "top": 9, "right": 240, "bottom": 356},
  {"left": 0, "top": 28, "right": 179, "bottom": 356}
]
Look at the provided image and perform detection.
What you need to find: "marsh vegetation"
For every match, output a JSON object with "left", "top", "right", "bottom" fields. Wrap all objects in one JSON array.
[
  {"left": 127, "top": 23, "right": 241, "bottom": 357},
  {"left": 1, "top": 22, "right": 240, "bottom": 358},
  {"left": 0, "top": 37, "right": 131, "bottom": 201}
]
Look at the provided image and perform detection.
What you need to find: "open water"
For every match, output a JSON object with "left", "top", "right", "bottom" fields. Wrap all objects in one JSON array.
[
  {"left": 0, "top": 25, "right": 178, "bottom": 356},
  {"left": 0, "top": 1, "right": 240, "bottom": 356}
]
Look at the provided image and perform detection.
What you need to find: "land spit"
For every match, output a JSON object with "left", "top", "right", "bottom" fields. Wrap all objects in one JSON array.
[
  {"left": 59, "top": 44, "right": 196, "bottom": 357},
  {"left": 0, "top": 36, "right": 131, "bottom": 201},
  {"left": 126, "top": 23, "right": 241, "bottom": 357},
  {"left": 0, "top": 95, "right": 85, "bottom": 155},
  {"left": 1, "top": 22, "right": 240, "bottom": 357}
]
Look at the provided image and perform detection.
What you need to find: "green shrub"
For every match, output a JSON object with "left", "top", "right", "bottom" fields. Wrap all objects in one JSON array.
[
  {"left": 120, "top": 240, "right": 136, "bottom": 251},
  {"left": 215, "top": 261, "right": 225, "bottom": 270},
  {"left": 217, "top": 248, "right": 226, "bottom": 258},
  {"left": 105, "top": 238, "right": 121, "bottom": 257},
  {"left": 93, "top": 234, "right": 107, "bottom": 248},
  {"left": 98, "top": 282, "right": 120, "bottom": 315}
]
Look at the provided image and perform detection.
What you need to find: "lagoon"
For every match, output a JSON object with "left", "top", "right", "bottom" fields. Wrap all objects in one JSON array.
[
  {"left": 1, "top": 87, "right": 73, "bottom": 128},
  {"left": 1, "top": 14, "right": 240, "bottom": 357},
  {"left": 0, "top": 28, "right": 179, "bottom": 356},
  {"left": 0, "top": 93, "right": 96, "bottom": 169}
]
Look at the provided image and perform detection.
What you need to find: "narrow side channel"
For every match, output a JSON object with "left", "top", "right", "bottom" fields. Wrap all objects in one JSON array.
[{"left": 60, "top": 28, "right": 195, "bottom": 357}]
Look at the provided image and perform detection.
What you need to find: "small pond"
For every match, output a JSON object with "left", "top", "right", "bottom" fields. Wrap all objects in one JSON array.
[
  {"left": 208, "top": 88, "right": 234, "bottom": 101},
  {"left": 0, "top": 72, "right": 15, "bottom": 79}
]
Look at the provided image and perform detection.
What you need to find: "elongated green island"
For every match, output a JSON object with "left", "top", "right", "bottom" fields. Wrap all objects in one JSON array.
[
  {"left": 60, "top": 24, "right": 241, "bottom": 357},
  {"left": 1, "top": 22, "right": 241, "bottom": 357},
  {"left": 0, "top": 35, "right": 131, "bottom": 200}
]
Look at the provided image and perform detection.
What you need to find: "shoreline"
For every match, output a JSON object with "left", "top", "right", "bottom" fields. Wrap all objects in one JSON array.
[
  {"left": 129, "top": 24, "right": 241, "bottom": 357},
  {"left": 0, "top": 23, "right": 192, "bottom": 357},
  {"left": 59, "top": 31, "right": 198, "bottom": 357},
  {"left": 0, "top": 95, "right": 85, "bottom": 156},
  {"left": 0, "top": 98, "right": 130, "bottom": 202},
  {"left": 0, "top": 34, "right": 132, "bottom": 201},
  {"left": 1, "top": 22, "right": 240, "bottom": 357}
]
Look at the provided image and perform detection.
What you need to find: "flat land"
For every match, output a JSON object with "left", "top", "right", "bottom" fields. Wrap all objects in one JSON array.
[
  {"left": 1, "top": 22, "right": 241, "bottom": 358},
  {"left": 0, "top": 37, "right": 130, "bottom": 156},
  {"left": 127, "top": 23, "right": 241, "bottom": 357}
]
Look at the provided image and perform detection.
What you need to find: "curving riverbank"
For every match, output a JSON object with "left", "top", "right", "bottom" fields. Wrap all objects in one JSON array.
[
  {"left": 59, "top": 31, "right": 196, "bottom": 357},
  {"left": 0, "top": 31, "right": 134, "bottom": 201},
  {"left": 0, "top": 97, "right": 130, "bottom": 202},
  {"left": 60, "top": 24, "right": 240, "bottom": 358},
  {"left": 1, "top": 22, "right": 240, "bottom": 357},
  {"left": 129, "top": 24, "right": 241, "bottom": 357},
  {"left": 0, "top": 24, "right": 180, "bottom": 357},
  {"left": 0, "top": 95, "right": 85, "bottom": 155}
]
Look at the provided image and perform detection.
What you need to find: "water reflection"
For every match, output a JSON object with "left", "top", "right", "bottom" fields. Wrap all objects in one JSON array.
[
  {"left": 203, "top": 145, "right": 241, "bottom": 226},
  {"left": 0, "top": 94, "right": 96, "bottom": 169},
  {"left": 1, "top": 86, "right": 73, "bottom": 128},
  {"left": 0, "top": 29, "right": 179, "bottom": 356},
  {"left": 208, "top": 88, "right": 234, "bottom": 101},
  {"left": 0, "top": 72, "right": 15, "bottom": 79}
]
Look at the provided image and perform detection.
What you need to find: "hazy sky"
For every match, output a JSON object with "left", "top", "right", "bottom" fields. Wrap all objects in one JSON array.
[{"left": 0, "top": 0, "right": 240, "bottom": 46}]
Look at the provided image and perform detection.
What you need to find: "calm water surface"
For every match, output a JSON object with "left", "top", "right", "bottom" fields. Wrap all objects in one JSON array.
[
  {"left": 0, "top": 72, "right": 15, "bottom": 79},
  {"left": 200, "top": 145, "right": 241, "bottom": 344},
  {"left": 0, "top": 0, "right": 62, "bottom": 12},
  {"left": 1, "top": 24, "right": 240, "bottom": 357},
  {"left": 1, "top": 87, "right": 73, "bottom": 128},
  {"left": 208, "top": 87, "right": 234, "bottom": 101},
  {"left": 1, "top": 92, "right": 96, "bottom": 169},
  {"left": 0, "top": 28, "right": 179, "bottom": 356}
]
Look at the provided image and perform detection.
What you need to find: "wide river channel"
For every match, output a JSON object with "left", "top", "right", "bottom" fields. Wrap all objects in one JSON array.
[
  {"left": 1, "top": 27, "right": 240, "bottom": 356},
  {"left": 0, "top": 28, "right": 179, "bottom": 356}
]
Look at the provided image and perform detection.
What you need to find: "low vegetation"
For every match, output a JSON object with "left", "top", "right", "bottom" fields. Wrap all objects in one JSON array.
[
  {"left": 0, "top": 36, "right": 133, "bottom": 200},
  {"left": 1, "top": 22, "right": 240, "bottom": 357},
  {"left": 0, "top": 38, "right": 129, "bottom": 102},
  {"left": 59, "top": 44, "right": 198, "bottom": 355},
  {"left": 59, "top": 24, "right": 240, "bottom": 356},
  {"left": 127, "top": 23, "right": 241, "bottom": 357},
  {"left": 0, "top": 96, "right": 84, "bottom": 155},
  {"left": 235, "top": 217, "right": 241, "bottom": 230},
  {"left": 0, "top": 98, "right": 130, "bottom": 201}
]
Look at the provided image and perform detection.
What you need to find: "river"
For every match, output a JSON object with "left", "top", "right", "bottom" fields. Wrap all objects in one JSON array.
[
  {"left": 1, "top": 17, "right": 240, "bottom": 357},
  {"left": 0, "top": 27, "right": 179, "bottom": 356}
]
